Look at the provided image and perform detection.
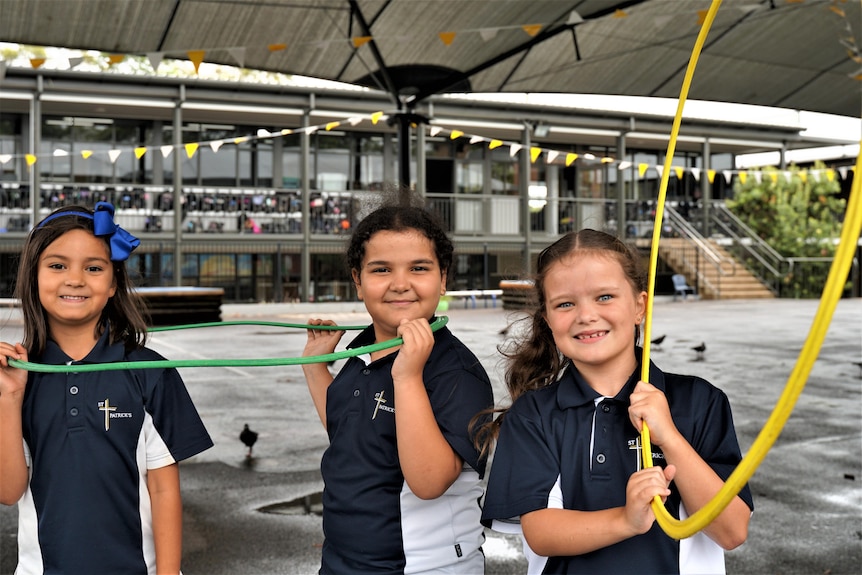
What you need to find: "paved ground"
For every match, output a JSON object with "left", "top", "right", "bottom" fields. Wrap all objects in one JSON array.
[{"left": 0, "top": 298, "right": 860, "bottom": 574}]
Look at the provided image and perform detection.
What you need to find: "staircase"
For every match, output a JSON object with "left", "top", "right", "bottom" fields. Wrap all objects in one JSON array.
[
  {"left": 655, "top": 205, "right": 776, "bottom": 300},
  {"left": 658, "top": 238, "right": 774, "bottom": 300}
]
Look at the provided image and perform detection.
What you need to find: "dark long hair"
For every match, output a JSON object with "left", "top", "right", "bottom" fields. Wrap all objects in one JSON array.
[
  {"left": 346, "top": 194, "right": 453, "bottom": 279},
  {"left": 474, "top": 229, "right": 646, "bottom": 457},
  {"left": 14, "top": 205, "right": 149, "bottom": 356}
]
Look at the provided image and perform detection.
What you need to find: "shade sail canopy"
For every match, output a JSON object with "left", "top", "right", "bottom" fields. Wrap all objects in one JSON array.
[{"left": 0, "top": 0, "right": 859, "bottom": 118}]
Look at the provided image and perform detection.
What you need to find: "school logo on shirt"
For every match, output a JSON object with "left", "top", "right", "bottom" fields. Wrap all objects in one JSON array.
[
  {"left": 627, "top": 436, "right": 665, "bottom": 471},
  {"left": 97, "top": 398, "right": 133, "bottom": 431},
  {"left": 371, "top": 390, "right": 395, "bottom": 419}
]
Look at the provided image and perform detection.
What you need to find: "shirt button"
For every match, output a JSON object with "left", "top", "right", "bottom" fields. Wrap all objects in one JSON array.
[
  {"left": 70, "top": 408, "right": 79, "bottom": 416},
  {"left": 362, "top": 368, "right": 371, "bottom": 375},
  {"left": 602, "top": 404, "right": 610, "bottom": 413},
  {"left": 596, "top": 453, "right": 606, "bottom": 464},
  {"left": 353, "top": 389, "right": 360, "bottom": 397},
  {"left": 69, "top": 386, "right": 79, "bottom": 395}
]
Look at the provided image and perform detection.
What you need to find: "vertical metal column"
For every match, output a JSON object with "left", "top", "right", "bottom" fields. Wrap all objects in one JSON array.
[
  {"left": 301, "top": 109, "right": 311, "bottom": 302},
  {"left": 171, "top": 85, "right": 185, "bottom": 286},
  {"left": 416, "top": 124, "right": 426, "bottom": 197},
  {"left": 616, "top": 133, "right": 627, "bottom": 239},
  {"left": 28, "top": 75, "right": 42, "bottom": 229},
  {"left": 702, "top": 138, "right": 711, "bottom": 237},
  {"left": 520, "top": 124, "right": 532, "bottom": 276}
]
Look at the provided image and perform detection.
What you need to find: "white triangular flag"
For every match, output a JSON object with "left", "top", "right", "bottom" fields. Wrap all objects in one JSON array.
[
  {"left": 509, "top": 144, "right": 522, "bottom": 157},
  {"left": 108, "top": 149, "right": 122, "bottom": 163},
  {"left": 479, "top": 28, "right": 498, "bottom": 42},
  {"left": 690, "top": 168, "right": 701, "bottom": 181},
  {"left": 210, "top": 140, "right": 224, "bottom": 152},
  {"left": 161, "top": 145, "right": 173, "bottom": 158},
  {"left": 227, "top": 47, "right": 246, "bottom": 68},
  {"left": 147, "top": 53, "right": 164, "bottom": 72}
]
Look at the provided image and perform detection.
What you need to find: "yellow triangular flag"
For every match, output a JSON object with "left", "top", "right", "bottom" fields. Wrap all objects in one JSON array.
[
  {"left": 371, "top": 111, "right": 384, "bottom": 125},
  {"left": 707, "top": 169, "right": 716, "bottom": 184},
  {"left": 522, "top": 24, "right": 542, "bottom": 37},
  {"left": 30, "top": 58, "right": 46, "bottom": 69},
  {"left": 769, "top": 172, "right": 778, "bottom": 183},
  {"left": 799, "top": 171, "right": 808, "bottom": 183},
  {"left": 696, "top": 10, "right": 708, "bottom": 25},
  {"left": 268, "top": 43, "right": 287, "bottom": 52},
  {"left": 108, "top": 54, "right": 125, "bottom": 66},
  {"left": 187, "top": 50, "right": 206, "bottom": 73},
  {"left": 185, "top": 143, "right": 199, "bottom": 158},
  {"left": 81, "top": 150, "right": 94, "bottom": 159},
  {"left": 449, "top": 130, "right": 464, "bottom": 140},
  {"left": 826, "top": 169, "right": 835, "bottom": 181},
  {"left": 352, "top": 36, "right": 372, "bottom": 48},
  {"left": 234, "top": 136, "right": 249, "bottom": 145},
  {"left": 488, "top": 139, "right": 503, "bottom": 149},
  {"left": 638, "top": 163, "right": 649, "bottom": 177},
  {"left": 439, "top": 32, "right": 456, "bottom": 46},
  {"left": 565, "top": 153, "right": 578, "bottom": 167},
  {"left": 326, "top": 122, "right": 340, "bottom": 131},
  {"left": 530, "top": 147, "right": 542, "bottom": 163},
  {"left": 674, "top": 167, "right": 684, "bottom": 180},
  {"left": 25, "top": 154, "right": 37, "bottom": 166},
  {"left": 613, "top": 9, "right": 628, "bottom": 18},
  {"left": 134, "top": 147, "right": 147, "bottom": 159},
  {"left": 738, "top": 171, "right": 747, "bottom": 184}
]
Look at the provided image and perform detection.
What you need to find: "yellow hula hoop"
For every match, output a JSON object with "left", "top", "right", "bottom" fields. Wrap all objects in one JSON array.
[{"left": 639, "top": 0, "right": 862, "bottom": 539}]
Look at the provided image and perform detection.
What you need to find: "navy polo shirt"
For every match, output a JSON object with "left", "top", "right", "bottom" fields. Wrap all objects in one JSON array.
[
  {"left": 482, "top": 355, "right": 753, "bottom": 575},
  {"left": 320, "top": 322, "right": 494, "bottom": 574},
  {"left": 17, "top": 327, "right": 213, "bottom": 575}
]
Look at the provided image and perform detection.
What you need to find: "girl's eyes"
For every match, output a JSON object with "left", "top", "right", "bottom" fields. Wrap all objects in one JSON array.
[{"left": 598, "top": 294, "right": 613, "bottom": 302}]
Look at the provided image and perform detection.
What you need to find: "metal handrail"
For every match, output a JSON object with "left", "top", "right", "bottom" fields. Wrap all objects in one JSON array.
[{"left": 663, "top": 205, "right": 735, "bottom": 298}]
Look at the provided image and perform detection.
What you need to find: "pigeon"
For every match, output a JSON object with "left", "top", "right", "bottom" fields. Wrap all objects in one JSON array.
[
  {"left": 650, "top": 334, "right": 666, "bottom": 350},
  {"left": 239, "top": 424, "right": 258, "bottom": 458},
  {"left": 692, "top": 342, "right": 706, "bottom": 359}
]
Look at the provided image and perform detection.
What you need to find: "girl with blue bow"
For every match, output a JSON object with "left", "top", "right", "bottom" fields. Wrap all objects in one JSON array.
[{"left": 0, "top": 203, "right": 213, "bottom": 575}]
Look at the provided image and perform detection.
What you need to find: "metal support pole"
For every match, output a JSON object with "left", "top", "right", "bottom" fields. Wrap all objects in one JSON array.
[
  {"left": 520, "top": 124, "right": 532, "bottom": 276},
  {"left": 171, "top": 85, "right": 185, "bottom": 286},
  {"left": 29, "top": 75, "right": 42, "bottom": 229},
  {"left": 702, "top": 138, "right": 711, "bottom": 237},
  {"left": 301, "top": 109, "right": 312, "bottom": 302},
  {"left": 616, "top": 133, "right": 626, "bottom": 239}
]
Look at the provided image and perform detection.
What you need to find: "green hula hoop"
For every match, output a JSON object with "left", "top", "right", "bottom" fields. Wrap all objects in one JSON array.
[{"left": 8, "top": 316, "right": 449, "bottom": 373}]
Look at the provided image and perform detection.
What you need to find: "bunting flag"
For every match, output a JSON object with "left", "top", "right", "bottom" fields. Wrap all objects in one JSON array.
[
  {"left": 449, "top": 130, "right": 464, "bottom": 140},
  {"left": 268, "top": 43, "right": 287, "bottom": 52},
  {"left": 108, "top": 54, "right": 126, "bottom": 66},
  {"left": 25, "top": 154, "right": 37, "bottom": 166},
  {"left": 325, "top": 122, "right": 340, "bottom": 131},
  {"left": 371, "top": 111, "right": 384, "bottom": 125},
  {"left": 707, "top": 169, "right": 716, "bottom": 184},
  {"left": 352, "top": 36, "right": 372, "bottom": 48},
  {"left": 187, "top": 50, "right": 206, "bottom": 73},
  {"left": 469, "top": 135, "right": 484, "bottom": 144},
  {"left": 547, "top": 150, "right": 559, "bottom": 164},
  {"left": 639, "top": 163, "right": 649, "bottom": 177},
  {"left": 439, "top": 32, "right": 456, "bottom": 46},
  {"left": 160, "top": 145, "right": 173, "bottom": 158},
  {"left": 738, "top": 171, "right": 747, "bottom": 184},
  {"left": 509, "top": 144, "right": 522, "bottom": 157},
  {"left": 210, "top": 140, "right": 224, "bottom": 152},
  {"left": 521, "top": 24, "right": 542, "bottom": 37},
  {"left": 489, "top": 139, "right": 503, "bottom": 149},
  {"left": 673, "top": 166, "right": 684, "bottom": 180},
  {"left": 185, "top": 143, "right": 199, "bottom": 158},
  {"left": 613, "top": 9, "right": 628, "bottom": 18},
  {"left": 147, "top": 52, "right": 164, "bottom": 72},
  {"left": 0, "top": 154, "right": 11, "bottom": 164},
  {"left": 530, "top": 147, "right": 542, "bottom": 163},
  {"left": 82, "top": 150, "right": 94, "bottom": 159},
  {"left": 690, "top": 168, "right": 701, "bottom": 181},
  {"left": 565, "top": 153, "right": 578, "bottom": 167},
  {"left": 227, "top": 47, "right": 246, "bottom": 68},
  {"left": 479, "top": 28, "right": 498, "bottom": 42},
  {"left": 108, "top": 150, "right": 122, "bottom": 163},
  {"left": 68, "top": 57, "right": 84, "bottom": 69},
  {"left": 29, "top": 58, "right": 46, "bottom": 69},
  {"left": 134, "top": 147, "right": 147, "bottom": 159}
]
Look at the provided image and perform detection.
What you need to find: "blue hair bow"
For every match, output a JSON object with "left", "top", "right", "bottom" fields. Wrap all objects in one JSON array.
[{"left": 38, "top": 201, "right": 140, "bottom": 262}]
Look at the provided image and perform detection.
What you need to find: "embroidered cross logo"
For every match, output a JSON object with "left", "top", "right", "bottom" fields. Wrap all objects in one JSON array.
[
  {"left": 99, "top": 399, "right": 117, "bottom": 431},
  {"left": 628, "top": 436, "right": 643, "bottom": 471},
  {"left": 372, "top": 391, "right": 386, "bottom": 420}
]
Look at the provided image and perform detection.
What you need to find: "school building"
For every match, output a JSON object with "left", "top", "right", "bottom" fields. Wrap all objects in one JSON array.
[{"left": 0, "top": 67, "right": 856, "bottom": 303}]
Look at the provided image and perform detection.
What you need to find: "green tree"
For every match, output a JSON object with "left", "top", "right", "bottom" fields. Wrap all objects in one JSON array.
[{"left": 727, "top": 161, "right": 847, "bottom": 298}]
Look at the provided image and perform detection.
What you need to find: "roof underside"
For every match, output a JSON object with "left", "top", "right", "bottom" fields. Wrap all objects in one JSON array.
[{"left": 1, "top": 0, "right": 859, "bottom": 118}]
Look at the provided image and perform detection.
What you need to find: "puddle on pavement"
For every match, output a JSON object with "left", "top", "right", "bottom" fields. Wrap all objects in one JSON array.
[{"left": 258, "top": 492, "right": 323, "bottom": 516}]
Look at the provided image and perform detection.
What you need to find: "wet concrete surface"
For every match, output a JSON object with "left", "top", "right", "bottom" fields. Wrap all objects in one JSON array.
[{"left": 1, "top": 298, "right": 860, "bottom": 574}]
